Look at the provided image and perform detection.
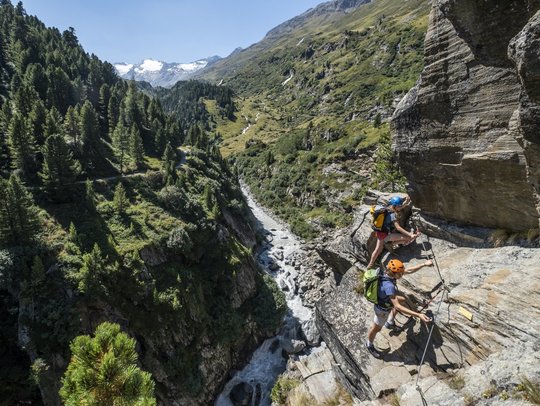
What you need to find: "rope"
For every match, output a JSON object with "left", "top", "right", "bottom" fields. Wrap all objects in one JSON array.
[
  {"left": 417, "top": 230, "right": 446, "bottom": 286},
  {"left": 415, "top": 288, "right": 447, "bottom": 388},
  {"left": 410, "top": 217, "right": 455, "bottom": 404}
]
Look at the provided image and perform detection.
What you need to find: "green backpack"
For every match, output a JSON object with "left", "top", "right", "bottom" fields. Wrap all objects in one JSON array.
[{"left": 363, "top": 267, "right": 382, "bottom": 304}]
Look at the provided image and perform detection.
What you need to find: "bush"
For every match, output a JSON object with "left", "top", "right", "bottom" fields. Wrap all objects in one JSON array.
[
  {"left": 270, "top": 377, "right": 299, "bottom": 405},
  {"left": 167, "top": 226, "right": 193, "bottom": 254}
]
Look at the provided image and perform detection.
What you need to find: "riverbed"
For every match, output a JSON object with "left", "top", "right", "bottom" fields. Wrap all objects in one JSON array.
[{"left": 215, "top": 186, "right": 321, "bottom": 405}]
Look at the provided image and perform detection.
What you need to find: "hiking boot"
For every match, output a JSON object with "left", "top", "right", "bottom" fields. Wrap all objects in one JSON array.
[
  {"left": 365, "top": 341, "right": 381, "bottom": 358},
  {"left": 384, "top": 319, "right": 396, "bottom": 329}
]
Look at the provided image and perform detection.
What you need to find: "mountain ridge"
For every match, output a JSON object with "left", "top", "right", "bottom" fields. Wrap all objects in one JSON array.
[{"left": 114, "top": 56, "right": 221, "bottom": 88}]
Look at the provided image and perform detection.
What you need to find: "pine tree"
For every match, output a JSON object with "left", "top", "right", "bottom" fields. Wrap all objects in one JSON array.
[
  {"left": 39, "top": 134, "right": 80, "bottom": 200},
  {"left": 28, "top": 98, "right": 47, "bottom": 144},
  {"left": 83, "top": 179, "right": 96, "bottom": 213},
  {"left": 47, "top": 66, "right": 74, "bottom": 114},
  {"left": 12, "top": 83, "right": 38, "bottom": 116},
  {"left": 129, "top": 125, "right": 144, "bottom": 169},
  {"left": 77, "top": 243, "right": 105, "bottom": 293},
  {"left": 63, "top": 105, "right": 81, "bottom": 152},
  {"left": 79, "top": 100, "right": 100, "bottom": 155},
  {"left": 68, "top": 222, "right": 78, "bottom": 243},
  {"left": 24, "top": 62, "right": 48, "bottom": 100},
  {"left": 161, "top": 142, "right": 176, "bottom": 185},
  {"left": 0, "top": 173, "right": 41, "bottom": 247},
  {"left": 153, "top": 120, "right": 166, "bottom": 156},
  {"left": 112, "top": 121, "right": 129, "bottom": 173},
  {"left": 60, "top": 322, "right": 156, "bottom": 406},
  {"left": 113, "top": 182, "right": 128, "bottom": 215},
  {"left": 7, "top": 112, "right": 35, "bottom": 176},
  {"left": 98, "top": 84, "right": 110, "bottom": 135},
  {"left": 107, "top": 93, "right": 119, "bottom": 134},
  {"left": 43, "top": 106, "right": 64, "bottom": 139}
]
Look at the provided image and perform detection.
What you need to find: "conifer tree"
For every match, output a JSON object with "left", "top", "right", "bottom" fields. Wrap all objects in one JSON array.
[
  {"left": 0, "top": 173, "right": 41, "bottom": 247},
  {"left": 46, "top": 66, "right": 74, "bottom": 114},
  {"left": 60, "top": 322, "right": 156, "bottom": 406},
  {"left": 68, "top": 222, "right": 78, "bottom": 244},
  {"left": 24, "top": 62, "right": 48, "bottom": 100},
  {"left": 77, "top": 243, "right": 106, "bottom": 293},
  {"left": 79, "top": 100, "right": 100, "bottom": 155},
  {"left": 12, "top": 83, "right": 38, "bottom": 116},
  {"left": 112, "top": 121, "right": 129, "bottom": 173},
  {"left": 113, "top": 182, "right": 128, "bottom": 215},
  {"left": 129, "top": 125, "right": 144, "bottom": 169},
  {"left": 28, "top": 98, "right": 47, "bottom": 144},
  {"left": 84, "top": 179, "right": 96, "bottom": 213},
  {"left": 107, "top": 93, "right": 119, "bottom": 134},
  {"left": 153, "top": 120, "right": 166, "bottom": 156},
  {"left": 43, "top": 106, "right": 63, "bottom": 138},
  {"left": 63, "top": 105, "right": 81, "bottom": 151},
  {"left": 7, "top": 112, "right": 35, "bottom": 176},
  {"left": 39, "top": 134, "right": 80, "bottom": 200},
  {"left": 161, "top": 142, "right": 176, "bottom": 185},
  {"left": 98, "top": 84, "right": 110, "bottom": 135}
]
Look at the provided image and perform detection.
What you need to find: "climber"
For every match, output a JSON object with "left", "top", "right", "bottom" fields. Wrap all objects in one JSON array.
[
  {"left": 366, "top": 195, "right": 420, "bottom": 269},
  {"left": 365, "top": 258, "right": 433, "bottom": 358}
]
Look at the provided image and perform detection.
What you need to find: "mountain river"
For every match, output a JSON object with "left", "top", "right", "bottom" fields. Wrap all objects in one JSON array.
[{"left": 215, "top": 187, "right": 322, "bottom": 405}]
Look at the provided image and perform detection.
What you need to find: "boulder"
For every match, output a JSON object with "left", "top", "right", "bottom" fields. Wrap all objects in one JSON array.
[
  {"left": 392, "top": 0, "right": 540, "bottom": 232},
  {"left": 315, "top": 232, "right": 540, "bottom": 403}
]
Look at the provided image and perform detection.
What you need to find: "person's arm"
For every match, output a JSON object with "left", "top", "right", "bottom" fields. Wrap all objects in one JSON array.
[
  {"left": 404, "top": 260, "right": 433, "bottom": 274},
  {"left": 390, "top": 295, "right": 432, "bottom": 323},
  {"left": 393, "top": 221, "right": 419, "bottom": 239}
]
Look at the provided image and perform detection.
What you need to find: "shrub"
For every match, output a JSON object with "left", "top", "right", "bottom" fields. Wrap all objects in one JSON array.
[{"left": 270, "top": 377, "right": 299, "bottom": 405}]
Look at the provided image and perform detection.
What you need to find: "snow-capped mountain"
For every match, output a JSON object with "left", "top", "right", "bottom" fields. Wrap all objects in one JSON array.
[{"left": 114, "top": 56, "right": 221, "bottom": 88}]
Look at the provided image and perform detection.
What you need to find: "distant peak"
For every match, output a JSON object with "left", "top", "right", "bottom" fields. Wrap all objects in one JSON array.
[{"left": 137, "top": 59, "right": 163, "bottom": 73}]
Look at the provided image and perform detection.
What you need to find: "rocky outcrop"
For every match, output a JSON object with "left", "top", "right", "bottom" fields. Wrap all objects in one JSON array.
[
  {"left": 393, "top": 0, "right": 540, "bottom": 232},
  {"left": 316, "top": 206, "right": 540, "bottom": 404}
]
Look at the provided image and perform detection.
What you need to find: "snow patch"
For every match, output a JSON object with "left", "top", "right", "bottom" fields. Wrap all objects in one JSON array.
[
  {"left": 296, "top": 37, "right": 305, "bottom": 46},
  {"left": 114, "top": 63, "right": 133, "bottom": 75},
  {"left": 177, "top": 61, "right": 207, "bottom": 72},
  {"left": 135, "top": 59, "right": 163, "bottom": 73}
]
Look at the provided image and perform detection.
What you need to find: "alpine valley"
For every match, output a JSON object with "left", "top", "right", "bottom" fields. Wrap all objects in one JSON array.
[{"left": 1, "top": 0, "right": 539, "bottom": 405}]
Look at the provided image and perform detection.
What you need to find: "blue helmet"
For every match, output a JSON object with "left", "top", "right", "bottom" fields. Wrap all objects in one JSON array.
[{"left": 389, "top": 196, "right": 404, "bottom": 206}]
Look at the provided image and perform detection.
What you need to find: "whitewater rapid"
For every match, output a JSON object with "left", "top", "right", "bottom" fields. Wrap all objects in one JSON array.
[{"left": 215, "top": 186, "right": 318, "bottom": 406}]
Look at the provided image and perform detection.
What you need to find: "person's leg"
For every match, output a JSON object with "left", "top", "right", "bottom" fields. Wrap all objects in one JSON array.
[
  {"left": 368, "top": 307, "right": 390, "bottom": 344},
  {"left": 385, "top": 232, "right": 413, "bottom": 245},
  {"left": 367, "top": 236, "right": 384, "bottom": 268},
  {"left": 367, "top": 322, "right": 382, "bottom": 344}
]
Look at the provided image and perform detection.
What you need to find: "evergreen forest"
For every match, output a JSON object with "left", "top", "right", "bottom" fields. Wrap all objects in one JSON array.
[{"left": 0, "top": 1, "right": 284, "bottom": 404}]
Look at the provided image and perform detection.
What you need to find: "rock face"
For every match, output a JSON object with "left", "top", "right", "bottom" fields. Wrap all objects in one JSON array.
[
  {"left": 316, "top": 206, "right": 540, "bottom": 404},
  {"left": 393, "top": 0, "right": 540, "bottom": 232}
]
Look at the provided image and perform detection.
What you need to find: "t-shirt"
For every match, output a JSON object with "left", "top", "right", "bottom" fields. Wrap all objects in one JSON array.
[
  {"left": 381, "top": 210, "right": 397, "bottom": 233},
  {"left": 375, "top": 276, "right": 397, "bottom": 310}
]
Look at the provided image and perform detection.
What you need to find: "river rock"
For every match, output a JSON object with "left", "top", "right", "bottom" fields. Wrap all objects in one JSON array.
[
  {"left": 281, "top": 338, "right": 306, "bottom": 354},
  {"left": 300, "top": 318, "right": 321, "bottom": 346},
  {"left": 229, "top": 382, "right": 253, "bottom": 406}
]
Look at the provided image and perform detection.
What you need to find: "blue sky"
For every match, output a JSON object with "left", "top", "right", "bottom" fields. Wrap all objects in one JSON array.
[{"left": 21, "top": 0, "right": 326, "bottom": 64}]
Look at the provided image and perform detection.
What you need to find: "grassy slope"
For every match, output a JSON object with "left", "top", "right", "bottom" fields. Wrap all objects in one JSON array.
[{"left": 200, "top": 0, "right": 429, "bottom": 238}]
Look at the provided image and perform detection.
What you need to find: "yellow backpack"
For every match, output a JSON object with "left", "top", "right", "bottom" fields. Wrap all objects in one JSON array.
[{"left": 370, "top": 205, "right": 388, "bottom": 231}]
